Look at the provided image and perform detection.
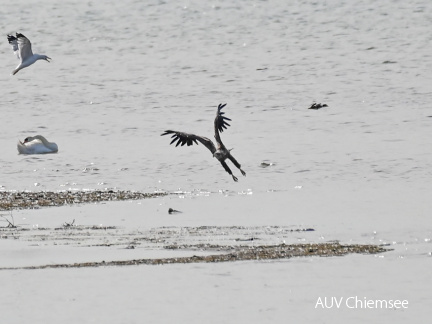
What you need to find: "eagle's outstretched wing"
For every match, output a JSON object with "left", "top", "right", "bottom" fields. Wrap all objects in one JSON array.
[
  {"left": 161, "top": 130, "right": 216, "bottom": 154},
  {"left": 214, "top": 103, "right": 232, "bottom": 147},
  {"left": 215, "top": 103, "right": 231, "bottom": 133}
]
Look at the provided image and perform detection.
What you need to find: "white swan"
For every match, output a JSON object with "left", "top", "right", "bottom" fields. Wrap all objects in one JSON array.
[
  {"left": 7, "top": 33, "right": 51, "bottom": 75},
  {"left": 17, "top": 135, "right": 58, "bottom": 154}
]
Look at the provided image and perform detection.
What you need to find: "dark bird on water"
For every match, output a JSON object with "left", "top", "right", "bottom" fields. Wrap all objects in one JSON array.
[
  {"left": 308, "top": 103, "right": 328, "bottom": 110},
  {"left": 161, "top": 103, "right": 246, "bottom": 182}
]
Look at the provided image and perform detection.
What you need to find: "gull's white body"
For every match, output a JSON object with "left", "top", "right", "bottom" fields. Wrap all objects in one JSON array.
[
  {"left": 17, "top": 135, "right": 58, "bottom": 154},
  {"left": 7, "top": 33, "right": 51, "bottom": 75}
]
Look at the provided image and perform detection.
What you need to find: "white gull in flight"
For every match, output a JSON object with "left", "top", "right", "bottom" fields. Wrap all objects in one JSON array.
[{"left": 7, "top": 33, "right": 51, "bottom": 75}]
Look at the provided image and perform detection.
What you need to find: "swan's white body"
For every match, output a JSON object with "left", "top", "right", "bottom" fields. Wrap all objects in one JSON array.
[
  {"left": 7, "top": 33, "right": 51, "bottom": 75},
  {"left": 17, "top": 135, "right": 58, "bottom": 154}
]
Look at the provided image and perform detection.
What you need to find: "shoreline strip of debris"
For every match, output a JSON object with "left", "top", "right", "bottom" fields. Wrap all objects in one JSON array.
[
  {"left": 0, "top": 243, "right": 389, "bottom": 270},
  {"left": 0, "top": 190, "right": 166, "bottom": 210}
]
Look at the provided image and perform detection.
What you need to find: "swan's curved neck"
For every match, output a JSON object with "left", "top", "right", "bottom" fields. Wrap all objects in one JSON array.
[{"left": 33, "top": 135, "right": 51, "bottom": 145}]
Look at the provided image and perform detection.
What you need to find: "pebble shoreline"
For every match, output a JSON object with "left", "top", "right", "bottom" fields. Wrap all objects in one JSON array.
[{"left": 0, "top": 190, "right": 166, "bottom": 210}]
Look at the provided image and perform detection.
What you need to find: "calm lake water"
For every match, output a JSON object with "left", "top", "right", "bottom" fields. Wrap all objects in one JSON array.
[
  {"left": 0, "top": 0, "right": 431, "bottom": 322},
  {"left": 1, "top": 0, "right": 430, "bottom": 193}
]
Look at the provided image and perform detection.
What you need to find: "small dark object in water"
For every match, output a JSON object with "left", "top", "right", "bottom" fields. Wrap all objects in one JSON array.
[
  {"left": 308, "top": 103, "right": 328, "bottom": 110},
  {"left": 168, "top": 208, "right": 181, "bottom": 214},
  {"left": 162, "top": 103, "right": 246, "bottom": 182}
]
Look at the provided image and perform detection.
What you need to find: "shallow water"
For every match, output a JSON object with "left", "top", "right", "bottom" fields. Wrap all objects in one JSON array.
[{"left": 0, "top": 0, "right": 431, "bottom": 322}]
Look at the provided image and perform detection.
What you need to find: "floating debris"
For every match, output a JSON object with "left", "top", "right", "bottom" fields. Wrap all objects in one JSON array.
[
  {"left": 62, "top": 219, "right": 75, "bottom": 228},
  {"left": 260, "top": 161, "right": 275, "bottom": 168},
  {"left": 308, "top": 103, "right": 328, "bottom": 110},
  {"left": 0, "top": 213, "right": 16, "bottom": 228},
  {"left": 0, "top": 190, "right": 167, "bottom": 211},
  {"left": 0, "top": 243, "right": 389, "bottom": 270}
]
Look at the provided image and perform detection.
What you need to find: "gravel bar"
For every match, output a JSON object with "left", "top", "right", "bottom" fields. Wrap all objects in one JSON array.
[
  {"left": 0, "top": 243, "right": 389, "bottom": 270},
  {"left": 0, "top": 190, "right": 166, "bottom": 210}
]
